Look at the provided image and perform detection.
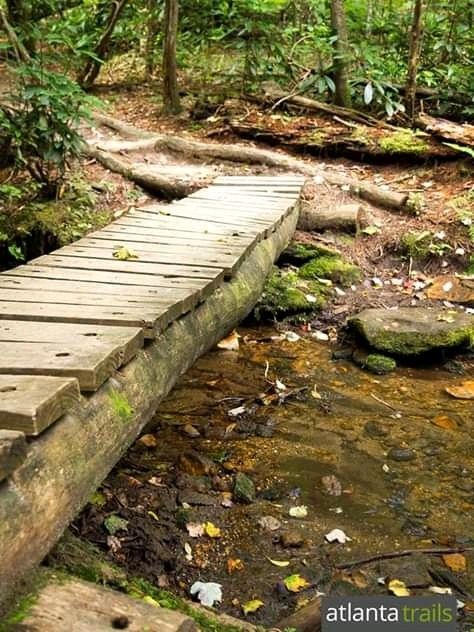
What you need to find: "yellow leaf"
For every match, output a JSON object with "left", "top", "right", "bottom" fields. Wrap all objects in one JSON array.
[
  {"left": 204, "top": 522, "right": 221, "bottom": 538},
  {"left": 227, "top": 558, "right": 244, "bottom": 574},
  {"left": 113, "top": 246, "right": 138, "bottom": 260},
  {"left": 143, "top": 595, "right": 161, "bottom": 607},
  {"left": 445, "top": 380, "right": 474, "bottom": 400},
  {"left": 242, "top": 599, "right": 264, "bottom": 615},
  {"left": 388, "top": 579, "right": 410, "bottom": 597},
  {"left": 267, "top": 557, "right": 290, "bottom": 568},
  {"left": 284, "top": 574, "right": 310, "bottom": 593},
  {"left": 442, "top": 553, "right": 467, "bottom": 572}
]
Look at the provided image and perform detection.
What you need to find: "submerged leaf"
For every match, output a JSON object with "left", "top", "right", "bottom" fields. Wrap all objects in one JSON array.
[
  {"left": 242, "top": 599, "right": 264, "bottom": 615},
  {"left": 442, "top": 553, "right": 467, "bottom": 572},
  {"left": 325, "top": 528, "right": 350, "bottom": 543},
  {"left": 388, "top": 579, "right": 410, "bottom": 597},
  {"left": 204, "top": 522, "right": 221, "bottom": 538},
  {"left": 289, "top": 505, "right": 308, "bottom": 518},
  {"left": 267, "top": 557, "right": 290, "bottom": 567},
  {"left": 217, "top": 330, "right": 239, "bottom": 351},
  {"left": 103, "top": 515, "right": 128, "bottom": 535},
  {"left": 227, "top": 558, "right": 244, "bottom": 574},
  {"left": 284, "top": 574, "right": 310, "bottom": 593}
]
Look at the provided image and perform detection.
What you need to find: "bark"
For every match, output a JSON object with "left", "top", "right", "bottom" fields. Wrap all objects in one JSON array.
[
  {"left": 298, "top": 202, "right": 365, "bottom": 232},
  {"left": 324, "top": 173, "right": 408, "bottom": 210},
  {"left": 145, "top": 0, "right": 161, "bottom": 77},
  {"left": 330, "top": 0, "right": 352, "bottom": 108},
  {"left": 84, "top": 146, "right": 201, "bottom": 198},
  {"left": 77, "top": 0, "right": 129, "bottom": 90},
  {"left": 276, "top": 598, "right": 322, "bottom": 632},
  {"left": 405, "top": 0, "right": 426, "bottom": 122},
  {"left": 162, "top": 0, "right": 181, "bottom": 114},
  {"left": 417, "top": 113, "right": 474, "bottom": 148},
  {"left": 0, "top": 207, "right": 298, "bottom": 612}
]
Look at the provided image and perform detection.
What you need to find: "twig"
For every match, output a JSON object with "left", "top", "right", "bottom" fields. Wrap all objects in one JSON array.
[
  {"left": 336, "top": 546, "right": 474, "bottom": 570},
  {"left": 370, "top": 392, "right": 398, "bottom": 411}
]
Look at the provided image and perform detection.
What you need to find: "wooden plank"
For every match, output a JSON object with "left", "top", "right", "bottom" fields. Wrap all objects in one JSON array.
[
  {"left": 0, "top": 301, "right": 170, "bottom": 339},
  {"left": 0, "top": 338, "right": 135, "bottom": 391},
  {"left": 29, "top": 254, "right": 224, "bottom": 281},
  {"left": 8, "top": 265, "right": 215, "bottom": 295},
  {"left": 128, "top": 207, "right": 279, "bottom": 231},
  {"left": 0, "top": 274, "right": 197, "bottom": 302},
  {"left": 0, "top": 320, "right": 144, "bottom": 365},
  {"left": 77, "top": 234, "right": 246, "bottom": 255},
  {"left": 0, "top": 375, "right": 80, "bottom": 436},
  {"left": 49, "top": 244, "right": 243, "bottom": 276},
  {"left": 113, "top": 215, "right": 262, "bottom": 240},
  {"left": 214, "top": 175, "right": 305, "bottom": 184},
  {"left": 142, "top": 200, "right": 288, "bottom": 221},
  {"left": 21, "top": 579, "right": 199, "bottom": 632},
  {"left": 0, "top": 430, "right": 27, "bottom": 482}
]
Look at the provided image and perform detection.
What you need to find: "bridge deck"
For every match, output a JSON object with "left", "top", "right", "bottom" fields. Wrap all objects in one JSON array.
[{"left": 0, "top": 175, "right": 303, "bottom": 478}]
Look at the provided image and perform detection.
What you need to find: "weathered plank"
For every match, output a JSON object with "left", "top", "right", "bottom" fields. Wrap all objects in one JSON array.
[
  {"left": 0, "top": 430, "right": 27, "bottom": 482},
  {"left": 0, "top": 301, "right": 169, "bottom": 339},
  {"left": 0, "top": 339, "right": 132, "bottom": 391},
  {"left": 0, "top": 321, "right": 144, "bottom": 365},
  {"left": 214, "top": 175, "right": 305, "bottom": 185},
  {"left": 0, "top": 274, "right": 197, "bottom": 303},
  {"left": 7, "top": 266, "right": 216, "bottom": 297},
  {"left": 0, "top": 375, "right": 80, "bottom": 436},
  {"left": 21, "top": 579, "right": 199, "bottom": 632},
  {"left": 29, "top": 254, "right": 224, "bottom": 281},
  {"left": 48, "top": 244, "right": 243, "bottom": 276},
  {"left": 76, "top": 235, "right": 245, "bottom": 256},
  {"left": 137, "top": 202, "right": 287, "bottom": 223}
]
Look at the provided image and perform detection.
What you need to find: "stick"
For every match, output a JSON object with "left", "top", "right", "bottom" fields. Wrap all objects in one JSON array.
[{"left": 336, "top": 547, "right": 474, "bottom": 570}]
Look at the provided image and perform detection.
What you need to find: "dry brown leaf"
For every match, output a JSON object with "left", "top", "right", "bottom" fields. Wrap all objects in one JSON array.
[
  {"left": 446, "top": 380, "right": 474, "bottom": 400},
  {"left": 442, "top": 553, "right": 467, "bottom": 572},
  {"left": 227, "top": 558, "right": 244, "bottom": 574},
  {"left": 432, "top": 415, "right": 457, "bottom": 431}
]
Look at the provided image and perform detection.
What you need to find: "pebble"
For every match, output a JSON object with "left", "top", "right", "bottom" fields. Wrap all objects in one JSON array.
[
  {"left": 177, "top": 451, "right": 216, "bottom": 476},
  {"left": 364, "top": 421, "right": 389, "bottom": 437},
  {"left": 233, "top": 472, "right": 256, "bottom": 504},
  {"left": 280, "top": 530, "right": 304, "bottom": 548},
  {"left": 388, "top": 447, "right": 417, "bottom": 462},
  {"left": 182, "top": 424, "right": 201, "bottom": 438},
  {"left": 137, "top": 434, "right": 158, "bottom": 449}
]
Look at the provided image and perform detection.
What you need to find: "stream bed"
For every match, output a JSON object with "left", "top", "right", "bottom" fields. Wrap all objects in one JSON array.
[{"left": 76, "top": 326, "right": 474, "bottom": 628}]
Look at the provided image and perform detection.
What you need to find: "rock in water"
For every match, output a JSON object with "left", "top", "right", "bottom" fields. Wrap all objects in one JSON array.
[
  {"left": 349, "top": 307, "right": 473, "bottom": 356},
  {"left": 233, "top": 472, "right": 255, "bottom": 503}
]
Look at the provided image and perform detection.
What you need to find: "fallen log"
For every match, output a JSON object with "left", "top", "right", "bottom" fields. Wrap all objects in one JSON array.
[
  {"left": 257, "top": 87, "right": 395, "bottom": 130},
  {"left": 84, "top": 146, "right": 203, "bottom": 198},
  {"left": 417, "top": 113, "right": 474, "bottom": 148},
  {"left": 89, "top": 112, "right": 411, "bottom": 211},
  {"left": 298, "top": 202, "right": 365, "bottom": 232},
  {"left": 0, "top": 206, "right": 299, "bottom": 611}
]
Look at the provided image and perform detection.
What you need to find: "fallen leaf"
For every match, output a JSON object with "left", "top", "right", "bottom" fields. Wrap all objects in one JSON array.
[
  {"left": 311, "top": 384, "right": 322, "bottom": 399},
  {"left": 228, "top": 405, "right": 247, "bottom": 417},
  {"left": 442, "top": 553, "right": 467, "bottom": 572},
  {"left": 242, "top": 599, "right": 264, "bottom": 615},
  {"left": 204, "top": 522, "right": 221, "bottom": 538},
  {"left": 445, "top": 380, "right": 474, "bottom": 400},
  {"left": 429, "top": 586, "right": 453, "bottom": 595},
  {"left": 217, "top": 330, "right": 239, "bottom": 351},
  {"left": 289, "top": 505, "right": 308, "bottom": 518},
  {"left": 321, "top": 475, "right": 342, "bottom": 496},
  {"left": 284, "top": 331, "right": 301, "bottom": 342},
  {"left": 362, "top": 225, "right": 381, "bottom": 236},
  {"left": 267, "top": 557, "right": 290, "bottom": 568},
  {"left": 227, "top": 558, "right": 244, "bottom": 574},
  {"left": 113, "top": 246, "right": 138, "bottom": 260},
  {"left": 186, "top": 523, "right": 204, "bottom": 538},
  {"left": 258, "top": 516, "right": 281, "bottom": 531},
  {"left": 432, "top": 415, "right": 457, "bottom": 431},
  {"left": 388, "top": 579, "right": 410, "bottom": 597},
  {"left": 275, "top": 379, "right": 287, "bottom": 391},
  {"left": 143, "top": 595, "right": 160, "bottom": 607},
  {"left": 148, "top": 510, "right": 159, "bottom": 521},
  {"left": 190, "top": 581, "right": 222, "bottom": 607},
  {"left": 284, "top": 574, "right": 310, "bottom": 593},
  {"left": 325, "top": 528, "right": 350, "bottom": 544},
  {"left": 104, "top": 515, "right": 128, "bottom": 535},
  {"left": 184, "top": 542, "right": 193, "bottom": 561}
]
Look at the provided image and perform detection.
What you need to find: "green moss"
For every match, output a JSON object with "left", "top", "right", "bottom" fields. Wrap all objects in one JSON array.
[
  {"left": 350, "top": 126, "right": 374, "bottom": 148},
  {"left": 299, "top": 255, "right": 361, "bottom": 286},
  {"left": 254, "top": 268, "right": 327, "bottom": 321},
  {"left": 282, "top": 240, "right": 340, "bottom": 263},
  {"left": 467, "top": 256, "right": 474, "bottom": 275},
  {"left": 378, "top": 129, "right": 428, "bottom": 155},
  {"left": 109, "top": 389, "right": 134, "bottom": 423},
  {"left": 365, "top": 354, "right": 397, "bottom": 374},
  {"left": 401, "top": 230, "right": 432, "bottom": 258}
]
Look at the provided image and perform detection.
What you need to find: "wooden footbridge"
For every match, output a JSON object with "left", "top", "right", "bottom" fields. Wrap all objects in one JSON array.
[{"left": 0, "top": 174, "right": 304, "bottom": 607}]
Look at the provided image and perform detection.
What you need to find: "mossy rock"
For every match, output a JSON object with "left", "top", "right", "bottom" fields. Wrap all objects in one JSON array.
[
  {"left": 349, "top": 307, "right": 474, "bottom": 356},
  {"left": 254, "top": 268, "right": 327, "bottom": 321},
  {"left": 299, "top": 255, "right": 361, "bottom": 287},
  {"left": 365, "top": 354, "right": 397, "bottom": 374}
]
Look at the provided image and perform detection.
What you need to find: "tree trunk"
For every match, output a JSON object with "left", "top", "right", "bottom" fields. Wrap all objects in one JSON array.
[
  {"left": 77, "top": 0, "right": 129, "bottom": 90},
  {"left": 162, "top": 0, "right": 181, "bottom": 114},
  {"left": 145, "top": 0, "right": 161, "bottom": 77},
  {"left": 5, "top": 0, "right": 35, "bottom": 53},
  {"left": 330, "top": 0, "right": 352, "bottom": 108},
  {"left": 0, "top": 6, "right": 31, "bottom": 62},
  {"left": 405, "top": 0, "right": 426, "bottom": 123},
  {"left": 298, "top": 202, "right": 365, "bottom": 232}
]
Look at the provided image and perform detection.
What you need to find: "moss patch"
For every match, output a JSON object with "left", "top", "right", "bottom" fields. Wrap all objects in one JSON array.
[
  {"left": 299, "top": 255, "right": 361, "bottom": 286},
  {"left": 365, "top": 354, "right": 397, "bottom": 374},
  {"left": 109, "top": 389, "right": 134, "bottom": 423},
  {"left": 378, "top": 129, "right": 428, "bottom": 155},
  {"left": 281, "top": 240, "right": 340, "bottom": 264},
  {"left": 254, "top": 268, "right": 328, "bottom": 321}
]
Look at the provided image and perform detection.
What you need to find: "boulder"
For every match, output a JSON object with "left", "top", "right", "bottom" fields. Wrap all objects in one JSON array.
[
  {"left": 425, "top": 275, "right": 474, "bottom": 306},
  {"left": 349, "top": 307, "right": 473, "bottom": 356}
]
